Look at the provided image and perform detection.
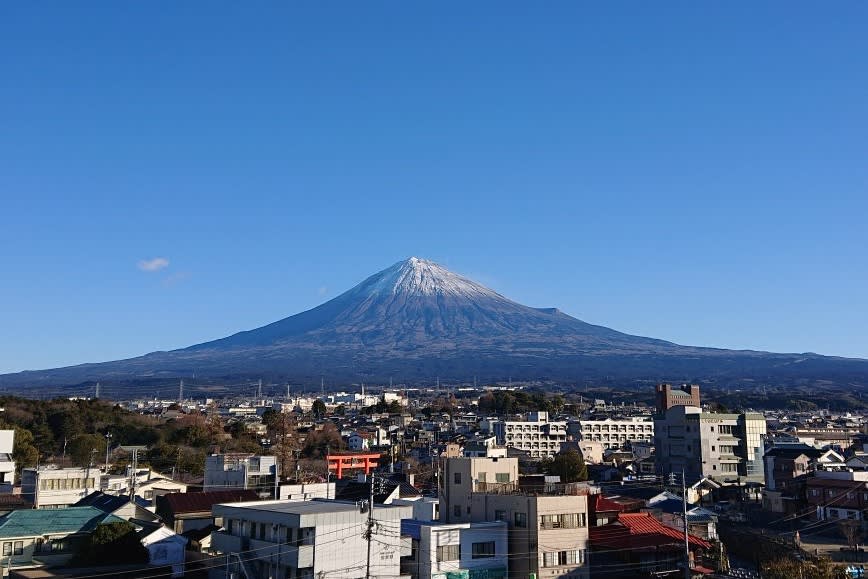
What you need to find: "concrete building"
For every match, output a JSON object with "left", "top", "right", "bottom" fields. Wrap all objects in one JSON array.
[
  {"left": 0, "top": 431, "right": 15, "bottom": 493},
  {"left": 654, "top": 405, "right": 767, "bottom": 486},
  {"left": 209, "top": 499, "right": 413, "bottom": 579},
  {"left": 471, "top": 483, "right": 592, "bottom": 579},
  {"left": 806, "top": 469, "right": 868, "bottom": 522},
  {"left": 655, "top": 383, "right": 701, "bottom": 413},
  {"left": 575, "top": 417, "right": 654, "bottom": 449},
  {"left": 493, "top": 412, "right": 567, "bottom": 459},
  {"left": 400, "top": 520, "right": 508, "bottom": 579},
  {"left": 20, "top": 467, "right": 99, "bottom": 509},
  {"left": 203, "top": 453, "right": 277, "bottom": 498},
  {"left": 441, "top": 457, "right": 519, "bottom": 524}
]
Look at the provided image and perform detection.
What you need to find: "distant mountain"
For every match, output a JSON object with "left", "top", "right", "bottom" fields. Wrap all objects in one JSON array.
[{"left": 3, "top": 257, "right": 867, "bottom": 389}]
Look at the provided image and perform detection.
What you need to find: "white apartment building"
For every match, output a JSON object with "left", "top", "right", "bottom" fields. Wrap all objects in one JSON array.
[
  {"left": 575, "top": 417, "right": 654, "bottom": 449},
  {"left": 493, "top": 412, "right": 567, "bottom": 459},
  {"left": 0, "top": 431, "right": 15, "bottom": 493},
  {"left": 204, "top": 454, "right": 277, "bottom": 498},
  {"left": 441, "top": 457, "right": 520, "bottom": 524},
  {"left": 400, "top": 520, "right": 508, "bottom": 579},
  {"left": 20, "top": 467, "right": 99, "bottom": 509},
  {"left": 209, "top": 499, "right": 413, "bottom": 579}
]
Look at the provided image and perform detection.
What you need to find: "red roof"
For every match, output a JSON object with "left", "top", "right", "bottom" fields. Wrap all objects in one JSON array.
[
  {"left": 591, "top": 493, "right": 643, "bottom": 513},
  {"left": 590, "top": 513, "right": 711, "bottom": 551}
]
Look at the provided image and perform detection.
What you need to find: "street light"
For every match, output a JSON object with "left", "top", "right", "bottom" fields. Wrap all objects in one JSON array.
[{"left": 104, "top": 433, "right": 112, "bottom": 473}]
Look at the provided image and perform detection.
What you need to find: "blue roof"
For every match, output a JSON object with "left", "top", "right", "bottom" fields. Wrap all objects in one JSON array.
[{"left": 0, "top": 506, "right": 126, "bottom": 538}]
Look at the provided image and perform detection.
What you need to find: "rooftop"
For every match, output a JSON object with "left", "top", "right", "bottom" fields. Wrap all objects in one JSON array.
[{"left": 0, "top": 507, "right": 125, "bottom": 538}]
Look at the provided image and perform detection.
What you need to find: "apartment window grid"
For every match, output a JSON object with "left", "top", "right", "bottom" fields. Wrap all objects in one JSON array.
[
  {"left": 539, "top": 513, "right": 587, "bottom": 529},
  {"left": 437, "top": 544, "right": 460, "bottom": 562},
  {"left": 471, "top": 541, "right": 496, "bottom": 559},
  {"left": 541, "top": 549, "right": 586, "bottom": 567}
]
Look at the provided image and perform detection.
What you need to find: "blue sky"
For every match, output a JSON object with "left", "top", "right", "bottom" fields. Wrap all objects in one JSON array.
[{"left": 1, "top": 2, "right": 866, "bottom": 374}]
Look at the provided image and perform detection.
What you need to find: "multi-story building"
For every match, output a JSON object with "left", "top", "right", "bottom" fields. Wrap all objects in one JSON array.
[
  {"left": 400, "top": 520, "right": 508, "bottom": 579},
  {"left": 655, "top": 383, "right": 701, "bottom": 413},
  {"left": 203, "top": 453, "right": 277, "bottom": 498},
  {"left": 209, "top": 499, "right": 413, "bottom": 579},
  {"left": 471, "top": 482, "right": 592, "bottom": 579},
  {"left": 0, "top": 431, "right": 15, "bottom": 493},
  {"left": 574, "top": 417, "right": 654, "bottom": 449},
  {"left": 654, "top": 405, "right": 767, "bottom": 485},
  {"left": 806, "top": 469, "right": 868, "bottom": 521},
  {"left": 21, "top": 467, "right": 99, "bottom": 509},
  {"left": 441, "top": 457, "right": 519, "bottom": 524},
  {"left": 493, "top": 412, "right": 567, "bottom": 459}
]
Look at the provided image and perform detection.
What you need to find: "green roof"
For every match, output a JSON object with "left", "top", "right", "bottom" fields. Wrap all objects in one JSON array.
[{"left": 0, "top": 506, "right": 126, "bottom": 538}]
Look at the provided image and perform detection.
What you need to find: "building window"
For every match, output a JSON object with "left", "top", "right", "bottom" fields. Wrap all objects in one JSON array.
[
  {"left": 13, "top": 542, "right": 22, "bottom": 556},
  {"left": 495, "top": 473, "right": 510, "bottom": 484},
  {"left": 515, "top": 512, "right": 527, "bottom": 528},
  {"left": 494, "top": 510, "right": 506, "bottom": 522},
  {"left": 477, "top": 472, "right": 486, "bottom": 483},
  {"left": 437, "top": 544, "right": 460, "bottom": 561},
  {"left": 454, "top": 472, "right": 461, "bottom": 484},
  {"left": 2, "top": 543, "right": 10, "bottom": 557},
  {"left": 454, "top": 505, "right": 462, "bottom": 518},
  {"left": 472, "top": 541, "right": 496, "bottom": 559},
  {"left": 540, "top": 513, "right": 585, "bottom": 529}
]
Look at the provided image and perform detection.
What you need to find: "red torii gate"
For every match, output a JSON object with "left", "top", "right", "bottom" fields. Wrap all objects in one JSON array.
[{"left": 327, "top": 453, "right": 380, "bottom": 479}]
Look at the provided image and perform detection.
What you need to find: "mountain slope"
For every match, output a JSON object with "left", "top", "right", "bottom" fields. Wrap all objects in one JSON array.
[{"left": 2, "top": 257, "right": 867, "bottom": 388}]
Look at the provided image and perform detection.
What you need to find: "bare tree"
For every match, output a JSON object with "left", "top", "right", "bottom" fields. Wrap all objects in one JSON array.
[{"left": 839, "top": 519, "right": 862, "bottom": 552}]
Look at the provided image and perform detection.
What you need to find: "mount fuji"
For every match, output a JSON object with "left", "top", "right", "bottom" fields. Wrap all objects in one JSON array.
[{"left": 3, "top": 257, "right": 867, "bottom": 389}]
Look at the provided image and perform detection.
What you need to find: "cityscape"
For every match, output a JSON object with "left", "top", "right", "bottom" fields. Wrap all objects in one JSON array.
[{"left": 2, "top": 3, "right": 866, "bottom": 579}]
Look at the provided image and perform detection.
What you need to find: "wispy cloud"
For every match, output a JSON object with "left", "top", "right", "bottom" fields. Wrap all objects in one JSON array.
[
  {"left": 318, "top": 286, "right": 329, "bottom": 297},
  {"left": 137, "top": 257, "right": 169, "bottom": 272}
]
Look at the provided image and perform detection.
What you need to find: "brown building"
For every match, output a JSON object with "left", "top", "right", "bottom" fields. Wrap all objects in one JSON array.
[
  {"left": 156, "top": 489, "right": 260, "bottom": 534},
  {"left": 655, "top": 383, "right": 700, "bottom": 414}
]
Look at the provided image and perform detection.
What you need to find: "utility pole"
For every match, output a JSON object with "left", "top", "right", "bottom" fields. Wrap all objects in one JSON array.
[
  {"left": 179, "top": 379, "right": 184, "bottom": 403},
  {"left": 682, "top": 469, "right": 690, "bottom": 579},
  {"left": 364, "top": 472, "right": 378, "bottom": 579},
  {"left": 104, "top": 433, "right": 112, "bottom": 473}
]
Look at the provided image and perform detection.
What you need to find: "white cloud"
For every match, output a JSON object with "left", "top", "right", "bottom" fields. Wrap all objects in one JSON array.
[
  {"left": 318, "top": 286, "right": 329, "bottom": 297},
  {"left": 137, "top": 257, "right": 169, "bottom": 272}
]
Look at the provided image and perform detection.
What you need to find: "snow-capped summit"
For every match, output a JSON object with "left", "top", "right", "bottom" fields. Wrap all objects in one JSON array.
[{"left": 361, "top": 257, "right": 503, "bottom": 300}]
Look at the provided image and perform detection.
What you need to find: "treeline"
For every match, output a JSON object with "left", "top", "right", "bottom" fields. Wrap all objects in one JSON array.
[{"left": 477, "top": 390, "right": 566, "bottom": 415}]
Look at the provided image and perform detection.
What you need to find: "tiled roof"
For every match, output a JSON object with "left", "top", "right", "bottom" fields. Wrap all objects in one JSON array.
[
  {"left": 157, "top": 490, "right": 261, "bottom": 515},
  {"left": 591, "top": 494, "right": 642, "bottom": 513},
  {"left": 589, "top": 513, "right": 711, "bottom": 551},
  {"left": 74, "top": 491, "right": 133, "bottom": 513},
  {"left": 0, "top": 507, "right": 125, "bottom": 538}
]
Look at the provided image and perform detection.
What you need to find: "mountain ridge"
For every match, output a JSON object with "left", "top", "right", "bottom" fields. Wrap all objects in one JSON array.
[{"left": 2, "top": 257, "right": 867, "bottom": 389}]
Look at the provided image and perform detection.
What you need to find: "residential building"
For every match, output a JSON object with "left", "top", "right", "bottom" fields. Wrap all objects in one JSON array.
[
  {"left": 493, "top": 412, "right": 568, "bottom": 459},
  {"left": 575, "top": 417, "right": 654, "bottom": 449},
  {"left": 654, "top": 405, "right": 767, "bottom": 486},
  {"left": 21, "top": 467, "right": 99, "bottom": 509},
  {"left": 441, "top": 457, "right": 519, "bottom": 524},
  {"left": 400, "top": 520, "right": 508, "bottom": 579},
  {"left": 806, "top": 469, "right": 868, "bottom": 521},
  {"left": 0, "top": 431, "right": 15, "bottom": 494},
  {"left": 470, "top": 481, "right": 592, "bottom": 579},
  {"left": 0, "top": 506, "right": 125, "bottom": 574},
  {"left": 763, "top": 444, "right": 822, "bottom": 493},
  {"left": 156, "top": 489, "right": 260, "bottom": 534},
  {"left": 203, "top": 453, "right": 277, "bottom": 498},
  {"left": 655, "top": 383, "right": 701, "bottom": 413},
  {"left": 74, "top": 491, "right": 159, "bottom": 522},
  {"left": 589, "top": 513, "right": 711, "bottom": 578},
  {"left": 209, "top": 499, "right": 413, "bottom": 579}
]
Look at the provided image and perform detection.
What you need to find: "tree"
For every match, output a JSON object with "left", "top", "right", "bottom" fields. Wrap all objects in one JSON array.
[
  {"left": 760, "top": 557, "right": 847, "bottom": 579},
  {"left": 0, "top": 424, "right": 39, "bottom": 475},
  {"left": 544, "top": 450, "right": 588, "bottom": 483},
  {"left": 312, "top": 399, "right": 327, "bottom": 418},
  {"left": 73, "top": 521, "right": 149, "bottom": 566},
  {"left": 67, "top": 434, "right": 106, "bottom": 468},
  {"left": 839, "top": 519, "right": 862, "bottom": 551}
]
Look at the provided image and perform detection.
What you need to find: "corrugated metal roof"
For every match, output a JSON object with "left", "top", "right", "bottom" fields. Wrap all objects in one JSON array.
[
  {"left": 590, "top": 513, "right": 711, "bottom": 551},
  {"left": 0, "top": 507, "right": 125, "bottom": 538}
]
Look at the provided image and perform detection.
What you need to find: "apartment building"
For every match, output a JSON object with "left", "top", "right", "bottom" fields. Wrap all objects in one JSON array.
[
  {"left": 0, "top": 431, "right": 15, "bottom": 493},
  {"left": 441, "top": 457, "right": 519, "bottom": 524},
  {"left": 655, "top": 383, "right": 701, "bottom": 413},
  {"left": 400, "top": 520, "right": 508, "bottom": 579},
  {"left": 203, "top": 453, "right": 277, "bottom": 498},
  {"left": 806, "top": 469, "right": 868, "bottom": 522},
  {"left": 493, "top": 412, "right": 567, "bottom": 459},
  {"left": 209, "top": 499, "right": 413, "bottom": 579},
  {"left": 574, "top": 417, "right": 654, "bottom": 449},
  {"left": 654, "top": 405, "right": 767, "bottom": 485},
  {"left": 21, "top": 467, "right": 99, "bottom": 509},
  {"left": 471, "top": 483, "right": 592, "bottom": 579}
]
